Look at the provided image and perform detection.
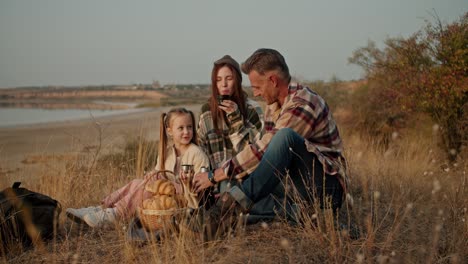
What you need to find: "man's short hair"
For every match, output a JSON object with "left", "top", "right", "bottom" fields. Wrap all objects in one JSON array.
[{"left": 241, "top": 48, "right": 291, "bottom": 83}]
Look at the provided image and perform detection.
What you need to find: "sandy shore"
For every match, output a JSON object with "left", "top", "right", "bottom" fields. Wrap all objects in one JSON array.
[{"left": 0, "top": 104, "right": 202, "bottom": 178}]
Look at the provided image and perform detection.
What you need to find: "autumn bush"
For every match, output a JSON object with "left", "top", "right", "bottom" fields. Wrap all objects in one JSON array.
[{"left": 348, "top": 12, "right": 467, "bottom": 160}]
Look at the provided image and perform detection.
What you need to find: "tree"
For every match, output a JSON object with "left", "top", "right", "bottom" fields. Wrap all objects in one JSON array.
[{"left": 349, "top": 12, "right": 467, "bottom": 160}]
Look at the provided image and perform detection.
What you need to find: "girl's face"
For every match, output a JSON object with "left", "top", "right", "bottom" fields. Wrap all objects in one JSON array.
[
  {"left": 166, "top": 113, "right": 193, "bottom": 147},
  {"left": 216, "top": 66, "right": 235, "bottom": 96}
]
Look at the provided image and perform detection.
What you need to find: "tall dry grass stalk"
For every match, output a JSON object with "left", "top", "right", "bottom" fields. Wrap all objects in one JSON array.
[
  {"left": 1, "top": 121, "right": 467, "bottom": 263},
  {"left": 342, "top": 125, "right": 467, "bottom": 263}
]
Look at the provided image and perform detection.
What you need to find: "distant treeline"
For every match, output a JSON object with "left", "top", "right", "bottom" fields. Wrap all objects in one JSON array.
[{"left": 1, "top": 83, "right": 210, "bottom": 92}]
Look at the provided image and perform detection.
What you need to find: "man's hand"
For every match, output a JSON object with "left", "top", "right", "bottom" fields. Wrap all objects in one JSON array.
[
  {"left": 193, "top": 172, "right": 211, "bottom": 192},
  {"left": 193, "top": 168, "right": 229, "bottom": 192}
]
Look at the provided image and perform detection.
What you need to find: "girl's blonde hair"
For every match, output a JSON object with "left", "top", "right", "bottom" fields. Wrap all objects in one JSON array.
[{"left": 158, "top": 108, "right": 197, "bottom": 171}]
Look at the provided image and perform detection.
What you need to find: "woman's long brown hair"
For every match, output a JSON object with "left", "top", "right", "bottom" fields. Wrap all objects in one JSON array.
[{"left": 209, "top": 64, "right": 247, "bottom": 132}]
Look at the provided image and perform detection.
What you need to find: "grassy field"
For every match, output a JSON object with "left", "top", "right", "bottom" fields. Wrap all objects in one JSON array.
[{"left": 1, "top": 99, "right": 467, "bottom": 263}]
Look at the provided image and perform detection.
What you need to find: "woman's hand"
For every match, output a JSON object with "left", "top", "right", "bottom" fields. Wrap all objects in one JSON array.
[{"left": 219, "top": 100, "right": 238, "bottom": 115}]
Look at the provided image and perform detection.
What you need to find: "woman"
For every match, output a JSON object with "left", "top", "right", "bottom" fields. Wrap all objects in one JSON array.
[{"left": 196, "top": 55, "right": 273, "bottom": 221}]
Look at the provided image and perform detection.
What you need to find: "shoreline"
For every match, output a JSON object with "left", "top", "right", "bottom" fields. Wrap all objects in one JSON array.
[
  {"left": 0, "top": 106, "right": 151, "bottom": 129},
  {"left": 0, "top": 104, "right": 202, "bottom": 178}
]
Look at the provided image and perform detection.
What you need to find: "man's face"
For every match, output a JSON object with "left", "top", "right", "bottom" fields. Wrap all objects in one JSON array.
[{"left": 248, "top": 70, "right": 278, "bottom": 105}]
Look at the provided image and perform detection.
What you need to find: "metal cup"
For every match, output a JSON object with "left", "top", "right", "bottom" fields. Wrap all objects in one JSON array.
[
  {"left": 180, "top": 164, "right": 194, "bottom": 182},
  {"left": 181, "top": 164, "right": 194, "bottom": 173}
]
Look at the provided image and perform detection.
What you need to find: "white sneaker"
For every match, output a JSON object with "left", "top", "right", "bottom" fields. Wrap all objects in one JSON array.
[
  {"left": 83, "top": 208, "right": 118, "bottom": 228},
  {"left": 66, "top": 206, "right": 103, "bottom": 224}
]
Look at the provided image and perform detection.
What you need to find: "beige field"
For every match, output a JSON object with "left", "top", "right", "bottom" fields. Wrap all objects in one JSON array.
[{"left": 0, "top": 104, "right": 467, "bottom": 263}]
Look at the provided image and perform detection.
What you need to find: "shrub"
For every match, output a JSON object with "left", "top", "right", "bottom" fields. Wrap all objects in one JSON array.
[{"left": 349, "top": 12, "right": 467, "bottom": 160}]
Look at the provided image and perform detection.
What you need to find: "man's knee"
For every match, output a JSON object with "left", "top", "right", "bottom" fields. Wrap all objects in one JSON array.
[
  {"left": 274, "top": 127, "right": 295, "bottom": 140},
  {"left": 266, "top": 128, "right": 301, "bottom": 154},
  {"left": 269, "top": 128, "right": 307, "bottom": 156},
  {"left": 271, "top": 128, "right": 301, "bottom": 146}
]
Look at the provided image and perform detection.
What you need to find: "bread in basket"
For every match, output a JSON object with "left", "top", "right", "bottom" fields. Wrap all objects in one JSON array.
[{"left": 139, "top": 178, "right": 187, "bottom": 231}]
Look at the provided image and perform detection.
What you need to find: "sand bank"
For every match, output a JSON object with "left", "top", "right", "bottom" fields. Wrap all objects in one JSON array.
[{"left": 0, "top": 104, "right": 202, "bottom": 178}]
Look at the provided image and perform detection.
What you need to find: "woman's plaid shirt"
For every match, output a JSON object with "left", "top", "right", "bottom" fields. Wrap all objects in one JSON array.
[
  {"left": 229, "top": 83, "right": 348, "bottom": 187},
  {"left": 197, "top": 99, "right": 264, "bottom": 170}
]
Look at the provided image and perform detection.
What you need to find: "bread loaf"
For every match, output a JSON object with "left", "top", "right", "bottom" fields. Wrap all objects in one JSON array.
[
  {"left": 160, "top": 195, "right": 177, "bottom": 209},
  {"left": 142, "top": 195, "right": 177, "bottom": 210},
  {"left": 143, "top": 197, "right": 161, "bottom": 210},
  {"left": 145, "top": 179, "right": 176, "bottom": 196},
  {"left": 160, "top": 181, "right": 176, "bottom": 196}
]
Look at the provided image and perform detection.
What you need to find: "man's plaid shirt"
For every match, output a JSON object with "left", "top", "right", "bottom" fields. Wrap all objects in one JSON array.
[
  {"left": 197, "top": 99, "right": 264, "bottom": 170},
  {"left": 229, "top": 83, "right": 348, "bottom": 188}
]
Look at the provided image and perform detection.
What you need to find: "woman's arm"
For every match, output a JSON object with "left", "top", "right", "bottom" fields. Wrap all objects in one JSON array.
[{"left": 228, "top": 100, "right": 264, "bottom": 152}]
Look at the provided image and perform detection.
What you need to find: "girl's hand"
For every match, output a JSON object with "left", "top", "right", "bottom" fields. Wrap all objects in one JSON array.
[
  {"left": 173, "top": 182, "right": 183, "bottom": 194},
  {"left": 218, "top": 100, "right": 238, "bottom": 115},
  {"left": 179, "top": 170, "right": 193, "bottom": 183}
]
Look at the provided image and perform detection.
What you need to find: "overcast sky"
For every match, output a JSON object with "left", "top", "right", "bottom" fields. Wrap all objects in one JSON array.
[{"left": 0, "top": 0, "right": 466, "bottom": 88}]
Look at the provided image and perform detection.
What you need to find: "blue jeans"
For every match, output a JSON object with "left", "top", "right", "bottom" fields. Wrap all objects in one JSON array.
[{"left": 229, "top": 128, "right": 343, "bottom": 215}]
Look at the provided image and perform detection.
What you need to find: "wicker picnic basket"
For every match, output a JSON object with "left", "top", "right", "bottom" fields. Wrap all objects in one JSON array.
[
  {"left": 137, "top": 207, "right": 183, "bottom": 231},
  {"left": 138, "top": 170, "right": 188, "bottom": 231}
]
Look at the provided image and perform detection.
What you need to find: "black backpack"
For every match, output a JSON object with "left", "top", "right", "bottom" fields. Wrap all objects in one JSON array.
[{"left": 0, "top": 182, "right": 61, "bottom": 251}]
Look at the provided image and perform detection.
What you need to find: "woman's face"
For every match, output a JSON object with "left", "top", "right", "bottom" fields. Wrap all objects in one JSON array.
[{"left": 216, "top": 66, "right": 235, "bottom": 96}]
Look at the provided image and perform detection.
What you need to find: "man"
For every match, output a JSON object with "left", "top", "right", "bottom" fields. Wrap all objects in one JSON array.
[{"left": 193, "top": 48, "right": 347, "bottom": 238}]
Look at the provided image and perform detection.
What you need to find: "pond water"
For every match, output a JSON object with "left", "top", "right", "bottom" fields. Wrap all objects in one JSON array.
[{"left": 0, "top": 106, "right": 145, "bottom": 128}]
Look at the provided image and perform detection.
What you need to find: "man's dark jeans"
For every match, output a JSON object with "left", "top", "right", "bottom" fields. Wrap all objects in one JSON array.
[{"left": 230, "top": 128, "right": 343, "bottom": 217}]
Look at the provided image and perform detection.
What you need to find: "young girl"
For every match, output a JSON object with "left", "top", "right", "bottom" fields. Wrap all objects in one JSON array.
[{"left": 66, "top": 108, "right": 209, "bottom": 228}]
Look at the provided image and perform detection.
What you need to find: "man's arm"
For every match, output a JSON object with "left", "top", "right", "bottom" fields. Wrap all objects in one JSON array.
[{"left": 228, "top": 97, "right": 325, "bottom": 180}]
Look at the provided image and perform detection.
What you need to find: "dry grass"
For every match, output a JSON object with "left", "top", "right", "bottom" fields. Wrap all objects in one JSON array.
[{"left": 1, "top": 119, "right": 467, "bottom": 264}]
